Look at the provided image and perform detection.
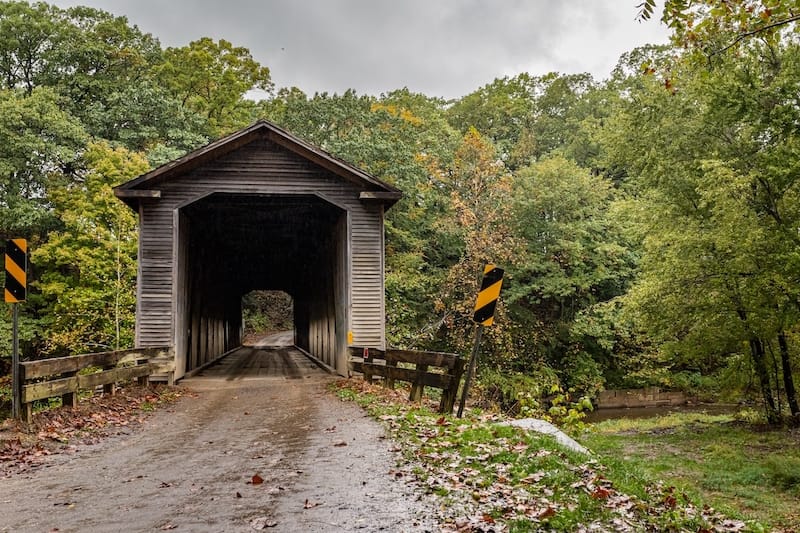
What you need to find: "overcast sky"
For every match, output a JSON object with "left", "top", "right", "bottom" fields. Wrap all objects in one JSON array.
[{"left": 48, "top": 0, "right": 670, "bottom": 100}]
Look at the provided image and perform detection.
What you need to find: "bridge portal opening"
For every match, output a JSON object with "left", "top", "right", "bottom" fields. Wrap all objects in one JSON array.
[
  {"left": 173, "top": 193, "right": 349, "bottom": 378},
  {"left": 241, "top": 290, "right": 294, "bottom": 345}
]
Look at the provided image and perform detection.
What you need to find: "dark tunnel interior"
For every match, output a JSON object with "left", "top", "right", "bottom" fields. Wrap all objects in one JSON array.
[{"left": 174, "top": 193, "right": 348, "bottom": 375}]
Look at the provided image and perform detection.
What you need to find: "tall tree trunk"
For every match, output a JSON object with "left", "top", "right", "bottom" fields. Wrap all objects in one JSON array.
[
  {"left": 750, "top": 337, "right": 780, "bottom": 424},
  {"left": 736, "top": 307, "right": 781, "bottom": 424},
  {"left": 778, "top": 332, "right": 799, "bottom": 421}
]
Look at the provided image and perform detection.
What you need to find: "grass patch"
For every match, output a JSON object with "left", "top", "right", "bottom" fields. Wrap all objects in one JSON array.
[
  {"left": 332, "top": 379, "right": 754, "bottom": 531},
  {"left": 584, "top": 412, "right": 800, "bottom": 530}
]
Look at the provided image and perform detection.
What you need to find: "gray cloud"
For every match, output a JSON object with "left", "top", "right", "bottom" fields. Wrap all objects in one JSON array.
[{"left": 48, "top": 0, "right": 669, "bottom": 99}]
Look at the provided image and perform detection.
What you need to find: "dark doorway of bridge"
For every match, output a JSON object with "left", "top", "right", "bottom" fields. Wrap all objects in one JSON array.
[{"left": 241, "top": 290, "right": 294, "bottom": 345}]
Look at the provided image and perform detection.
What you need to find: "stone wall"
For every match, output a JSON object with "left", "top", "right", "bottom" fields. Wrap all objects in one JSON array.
[{"left": 596, "top": 387, "right": 687, "bottom": 409}]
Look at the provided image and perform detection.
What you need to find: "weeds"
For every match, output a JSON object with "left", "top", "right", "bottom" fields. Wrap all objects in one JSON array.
[
  {"left": 585, "top": 412, "right": 800, "bottom": 530},
  {"left": 332, "top": 379, "right": 752, "bottom": 532}
]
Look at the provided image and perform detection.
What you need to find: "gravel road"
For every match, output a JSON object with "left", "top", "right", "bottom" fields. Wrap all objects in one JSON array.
[{"left": 0, "top": 335, "right": 438, "bottom": 532}]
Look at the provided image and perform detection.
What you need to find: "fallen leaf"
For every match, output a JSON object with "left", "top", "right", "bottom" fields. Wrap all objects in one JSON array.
[
  {"left": 251, "top": 474, "right": 264, "bottom": 485},
  {"left": 591, "top": 487, "right": 612, "bottom": 500},
  {"left": 160, "top": 524, "right": 177, "bottom": 530},
  {"left": 236, "top": 492, "right": 242, "bottom": 498},
  {"left": 539, "top": 506, "right": 556, "bottom": 519},
  {"left": 304, "top": 499, "right": 322, "bottom": 509},
  {"left": 333, "top": 441, "right": 348, "bottom": 447}
]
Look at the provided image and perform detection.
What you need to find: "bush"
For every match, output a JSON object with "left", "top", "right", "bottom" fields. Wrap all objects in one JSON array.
[{"left": 477, "top": 366, "right": 560, "bottom": 415}]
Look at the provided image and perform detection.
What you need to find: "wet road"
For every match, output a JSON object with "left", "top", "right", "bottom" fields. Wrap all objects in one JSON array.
[{"left": 0, "top": 334, "right": 437, "bottom": 532}]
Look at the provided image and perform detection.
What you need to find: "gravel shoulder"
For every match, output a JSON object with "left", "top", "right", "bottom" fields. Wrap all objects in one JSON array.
[{"left": 0, "top": 347, "right": 438, "bottom": 532}]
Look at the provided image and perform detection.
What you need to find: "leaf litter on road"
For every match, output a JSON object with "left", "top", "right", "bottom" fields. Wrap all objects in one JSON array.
[{"left": 1, "top": 385, "right": 183, "bottom": 476}]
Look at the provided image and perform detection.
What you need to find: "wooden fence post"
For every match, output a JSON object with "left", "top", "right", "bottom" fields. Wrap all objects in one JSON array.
[
  {"left": 409, "top": 364, "right": 428, "bottom": 402},
  {"left": 362, "top": 347, "right": 373, "bottom": 383},
  {"left": 440, "top": 356, "right": 465, "bottom": 414},
  {"left": 61, "top": 370, "right": 79, "bottom": 409}
]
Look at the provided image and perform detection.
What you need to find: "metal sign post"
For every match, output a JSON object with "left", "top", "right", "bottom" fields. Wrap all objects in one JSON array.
[
  {"left": 457, "top": 264, "right": 504, "bottom": 418},
  {"left": 5, "top": 238, "right": 28, "bottom": 420},
  {"left": 11, "top": 303, "right": 19, "bottom": 419},
  {"left": 457, "top": 323, "right": 484, "bottom": 418}
]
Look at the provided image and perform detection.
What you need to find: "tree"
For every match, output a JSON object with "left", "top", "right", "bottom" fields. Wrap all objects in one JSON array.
[
  {"left": 157, "top": 37, "right": 272, "bottom": 135},
  {"left": 32, "top": 142, "right": 145, "bottom": 355},
  {"left": 601, "top": 41, "right": 800, "bottom": 423},
  {"left": 0, "top": 1, "right": 60, "bottom": 93},
  {"left": 640, "top": 0, "right": 800, "bottom": 56},
  {"left": 431, "top": 129, "right": 516, "bottom": 356},
  {"left": 446, "top": 74, "right": 537, "bottom": 166},
  {"left": 447, "top": 72, "right": 606, "bottom": 171},
  {"left": 0, "top": 87, "right": 87, "bottom": 240},
  {"left": 0, "top": 1, "right": 208, "bottom": 157},
  {"left": 505, "top": 156, "right": 635, "bottom": 391}
]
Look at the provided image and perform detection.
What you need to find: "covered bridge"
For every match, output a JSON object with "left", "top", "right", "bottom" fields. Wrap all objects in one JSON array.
[{"left": 114, "top": 120, "right": 401, "bottom": 380}]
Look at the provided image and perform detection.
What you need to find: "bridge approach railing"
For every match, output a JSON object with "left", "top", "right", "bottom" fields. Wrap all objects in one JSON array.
[
  {"left": 17, "top": 347, "right": 173, "bottom": 422},
  {"left": 349, "top": 347, "right": 464, "bottom": 414}
]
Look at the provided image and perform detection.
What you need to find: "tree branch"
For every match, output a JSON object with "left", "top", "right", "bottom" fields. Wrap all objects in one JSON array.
[{"left": 710, "top": 14, "right": 800, "bottom": 58}]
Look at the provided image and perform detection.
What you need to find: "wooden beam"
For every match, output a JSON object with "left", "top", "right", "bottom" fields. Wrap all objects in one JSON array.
[
  {"left": 348, "top": 346, "right": 386, "bottom": 358},
  {"left": 358, "top": 191, "right": 403, "bottom": 202},
  {"left": 386, "top": 349, "right": 460, "bottom": 369},
  {"left": 113, "top": 189, "right": 161, "bottom": 200},
  {"left": 22, "top": 364, "right": 155, "bottom": 403},
  {"left": 21, "top": 347, "right": 171, "bottom": 380},
  {"left": 350, "top": 362, "right": 452, "bottom": 389}
]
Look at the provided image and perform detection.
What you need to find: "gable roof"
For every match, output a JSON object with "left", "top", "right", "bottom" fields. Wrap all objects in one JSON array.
[{"left": 114, "top": 119, "right": 402, "bottom": 207}]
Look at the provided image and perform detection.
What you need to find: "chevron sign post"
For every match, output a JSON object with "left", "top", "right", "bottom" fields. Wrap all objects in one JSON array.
[
  {"left": 5, "top": 239, "right": 27, "bottom": 419},
  {"left": 457, "top": 264, "right": 504, "bottom": 418}
]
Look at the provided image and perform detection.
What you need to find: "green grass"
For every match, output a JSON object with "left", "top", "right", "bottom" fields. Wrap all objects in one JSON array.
[
  {"left": 584, "top": 413, "right": 800, "bottom": 530},
  {"left": 332, "top": 379, "right": 759, "bottom": 531}
]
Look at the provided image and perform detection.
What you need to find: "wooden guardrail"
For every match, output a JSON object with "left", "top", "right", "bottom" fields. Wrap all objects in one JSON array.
[
  {"left": 349, "top": 347, "right": 464, "bottom": 414},
  {"left": 18, "top": 347, "right": 173, "bottom": 422}
]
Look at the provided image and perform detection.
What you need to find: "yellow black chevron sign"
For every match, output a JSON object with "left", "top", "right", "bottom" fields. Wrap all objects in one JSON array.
[
  {"left": 473, "top": 264, "right": 504, "bottom": 327},
  {"left": 4, "top": 239, "right": 27, "bottom": 303}
]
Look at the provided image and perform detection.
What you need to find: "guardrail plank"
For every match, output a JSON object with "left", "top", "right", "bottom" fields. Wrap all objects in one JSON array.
[
  {"left": 21, "top": 347, "right": 170, "bottom": 380},
  {"left": 22, "top": 364, "right": 155, "bottom": 403},
  {"left": 359, "top": 362, "right": 451, "bottom": 389},
  {"left": 348, "top": 347, "right": 386, "bottom": 359},
  {"left": 385, "top": 349, "right": 459, "bottom": 369},
  {"left": 349, "top": 346, "right": 462, "bottom": 414}
]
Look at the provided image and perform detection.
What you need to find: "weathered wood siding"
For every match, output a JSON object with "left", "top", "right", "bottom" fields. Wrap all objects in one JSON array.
[{"left": 136, "top": 138, "right": 386, "bottom": 359}]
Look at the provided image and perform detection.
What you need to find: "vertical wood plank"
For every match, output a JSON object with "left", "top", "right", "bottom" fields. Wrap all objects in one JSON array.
[{"left": 409, "top": 364, "right": 428, "bottom": 402}]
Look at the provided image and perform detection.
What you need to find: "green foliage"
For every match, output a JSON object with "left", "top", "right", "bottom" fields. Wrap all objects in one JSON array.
[
  {"left": 603, "top": 40, "right": 800, "bottom": 421},
  {"left": 504, "top": 156, "right": 636, "bottom": 390},
  {"left": 157, "top": 37, "right": 271, "bottom": 135},
  {"left": 447, "top": 72, "right": 608, "bottom": 171},
  {"left": 644, "top": 0, "right": 800, "bottom": 56},
  {"left": 31, "top": 142, "right": 145, "bottom": 355},
  {"left": 0, "top": 87, "right": 87, "bottom": 239},
  {"left": 241, "top": 290, "right": 293, "bottom": 338}
]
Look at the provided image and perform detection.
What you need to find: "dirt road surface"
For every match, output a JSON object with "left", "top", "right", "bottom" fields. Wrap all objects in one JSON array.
[{"left": 0, "top": 334, "right": 438, "bottom": 532}]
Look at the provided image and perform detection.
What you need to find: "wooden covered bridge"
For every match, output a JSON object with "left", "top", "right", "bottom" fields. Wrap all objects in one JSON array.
[{"left": 113, "top": 120, "right": 401, "bottom": 380}]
